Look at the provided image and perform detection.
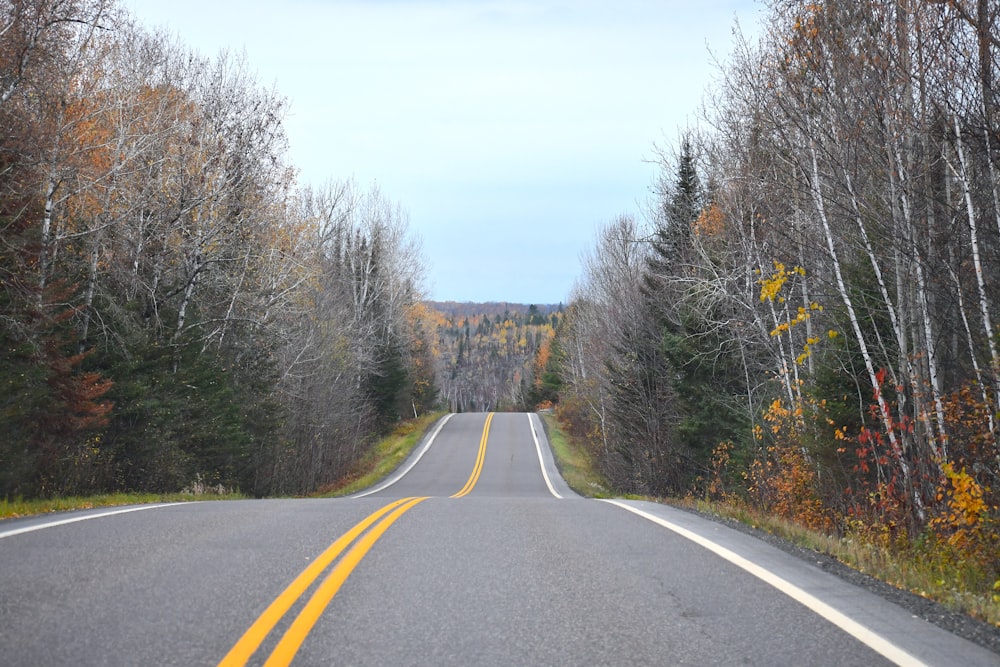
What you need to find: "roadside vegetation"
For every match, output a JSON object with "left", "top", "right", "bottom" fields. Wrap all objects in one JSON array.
[
  {"left": 316, "top": 411, "right": 447, "bottom": 497},
  {"left": 0, "top": 490, "right": 243, "bottom": 521},
  {"left": 678, "top": 496, "right": 1000, "bottom": 628},
  {"left": 543, "top": 409, "right": 1000, "bottom": 627},
  {"left": 525, "top": 0, "right": 1000, "bottom": 631},
  {"left": 0, "top": 0, "right": 435, "bottom": 502},
  {"left": 538, "top": 413, "right": 609, "bottom": 498},
  {"left": 0, "top": 412, "right": 446, "bottom": 518}
]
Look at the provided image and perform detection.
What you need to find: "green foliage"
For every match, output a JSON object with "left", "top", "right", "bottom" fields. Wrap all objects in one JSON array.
[
  {"left": 99, "top": 344, "right": 244, "bottom": 492},
  {"left": 660, "top": 311, "right": 750, "bottom": 481},
  {"left": 366, "top": 339, "right": 410, "bottom": 428}
]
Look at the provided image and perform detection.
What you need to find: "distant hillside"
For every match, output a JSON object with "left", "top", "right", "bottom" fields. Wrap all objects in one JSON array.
[
  {"left": 426, "top": 301, "right": 562, "bottom": 319},
  {"left": 422, "top": 302, "right": 561, "bottom": 412}
]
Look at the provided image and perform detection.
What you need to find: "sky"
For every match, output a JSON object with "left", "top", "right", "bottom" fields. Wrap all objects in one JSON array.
[{"left": 126, "top": 0, "right": 764, "bottom": 305}]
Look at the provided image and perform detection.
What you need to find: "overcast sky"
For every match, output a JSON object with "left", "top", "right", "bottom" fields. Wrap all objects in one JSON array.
[{"left": 126, "top": 0, "right": 763, "bottom": 305}]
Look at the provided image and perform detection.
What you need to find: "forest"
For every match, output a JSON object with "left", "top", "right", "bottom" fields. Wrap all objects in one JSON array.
[
  {"left": 425, "top": 302, "right": 559, "bottom": 413},
  {"left": 543, "top": 0, "right": 1000, "bottom": 589},
  {"left": 0, "top": 0, "right": 436, "bottom": 498}
]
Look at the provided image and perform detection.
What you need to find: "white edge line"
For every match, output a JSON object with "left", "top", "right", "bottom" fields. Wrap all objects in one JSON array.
[
  {"left": 529, "top": 413, "right": 562, "bottom": 499},
  {"left": 350, "top": 413, "right": 454, "bottom": 498},
  {"left": 600, "top": 499, "right": 927, "bottom": 667},
  {"left": 0, "top": 502, "right": 188, "bottom": 540}
]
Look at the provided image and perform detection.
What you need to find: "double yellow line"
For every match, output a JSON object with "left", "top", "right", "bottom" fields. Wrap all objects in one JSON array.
[
  {"left": 217, "top": 496, "right": 427, "bottom": 667},
  {"left": 451, "top": 411, "right": 493, "bottom": 498},
  {"left": 219, "top": 413, "right": 495, "bottom": 666}
]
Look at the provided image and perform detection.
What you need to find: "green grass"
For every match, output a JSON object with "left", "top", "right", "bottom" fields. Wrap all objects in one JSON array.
[
  {"left": 539, "top": 412, "right": 611, "bottom": 497},
  {"left": 0, "top": 490, "right": 244, "bottom": 520},
  {"left": 316, "top": 411, "right": 448, "bottom": 497}
]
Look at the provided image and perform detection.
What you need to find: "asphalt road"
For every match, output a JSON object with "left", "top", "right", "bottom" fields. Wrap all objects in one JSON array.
[{"left": 1, "top": 412, "right": 997, "bottom": 666}]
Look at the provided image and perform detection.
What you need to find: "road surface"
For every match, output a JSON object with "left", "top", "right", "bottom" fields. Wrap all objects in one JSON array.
[{"left": 1, "top": 412, "right": 997, "bottom": 666}]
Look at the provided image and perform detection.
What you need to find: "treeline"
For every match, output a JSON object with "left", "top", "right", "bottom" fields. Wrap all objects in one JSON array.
[
  {"left": 546, "top": 0, "right": 999, "bottom": 572},
  {"left": 427, "top": 304, "right": 558, "bottom": 412},
  {"left": 428, "top": 301, "right": 562, "bottom": 320},
  {"left": 0, "top": 0, "right": 434, "bottom": 498}
]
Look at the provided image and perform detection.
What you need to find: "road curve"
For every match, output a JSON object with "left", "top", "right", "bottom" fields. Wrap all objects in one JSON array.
[{"left": 0, "top": 412, "right": 996, "bottom": 666}]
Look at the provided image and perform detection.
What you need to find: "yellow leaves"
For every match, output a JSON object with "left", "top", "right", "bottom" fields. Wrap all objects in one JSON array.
[
  {"left": 930, "top": 461, "right": 993, "bottom": 560},
  {"left": 759, "top": 260, "right": 806, "bottom": 303},
  {"left": 759, "top": 261, "right": 828, "bottom": 365},
  {"left": 771, "top": 305, "right": 820, "bottom": 337},
  {"left": 759, "top": 260, "right": 792, "bottom": 302},
  {"left": 937, "top": 462, "right": 988, "bottom": 529},
  {"left": 796, "top": 335, "right": 821, "bottom": 365}
]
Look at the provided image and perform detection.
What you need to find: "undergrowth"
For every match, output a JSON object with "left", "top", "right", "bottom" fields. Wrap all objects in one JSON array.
[
  {"left": 539, "top": 412, "right": 610, "bottom": 497},
  {"left": 316, "top": 411, "right": 447, "bottom": 497}
]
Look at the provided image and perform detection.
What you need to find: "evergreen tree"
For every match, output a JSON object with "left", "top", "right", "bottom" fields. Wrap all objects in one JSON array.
[{"left": 647, "top": 136, "right": 702, "bottom": 281}]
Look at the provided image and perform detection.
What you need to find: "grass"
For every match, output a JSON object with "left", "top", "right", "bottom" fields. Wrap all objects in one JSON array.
[
  {"left": 539, "top": 412, "right": 611, "bottom": 497},
  {"left": 0, "top": 490, "right": 244, "bottom": 520},
  {"left": 315, "top": 411, "right": 448, "bottom": 497}
]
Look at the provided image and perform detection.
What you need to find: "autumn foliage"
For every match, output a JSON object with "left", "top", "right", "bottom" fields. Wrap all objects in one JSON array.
[
  {"left": 0, "top": 1, "right": 433, "bottom": 498},
  {"left": 544, "top": 0, "right": 1000, "bottom": 615}
]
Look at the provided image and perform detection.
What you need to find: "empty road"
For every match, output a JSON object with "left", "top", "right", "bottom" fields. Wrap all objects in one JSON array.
[{"left": 1, "top": 412, "right": 997, "bottom": 666}]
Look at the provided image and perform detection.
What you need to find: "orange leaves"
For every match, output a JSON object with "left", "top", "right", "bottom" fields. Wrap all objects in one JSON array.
[
  {"left": 748, "top": 397, "right": 834, "bottom": 532},
  {"left": 929, "top": 461, "right": 998, "bottom": 571},
  {"left": 532, "top": 334, "right": 554, "bottom": 390},
  {"left": 692, "top": 203, "right": 725, "bottom": 237}
]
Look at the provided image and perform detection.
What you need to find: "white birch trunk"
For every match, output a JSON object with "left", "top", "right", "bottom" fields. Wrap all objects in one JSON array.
[
  {"left": 38, "top": 178, "right": 58, "bottom": 300},
  {"left": 951, "top": 113, "right": 1000, "bottom": 413},
  {"left": 808, "top": 139, "right": 921, "bottom": 517}
]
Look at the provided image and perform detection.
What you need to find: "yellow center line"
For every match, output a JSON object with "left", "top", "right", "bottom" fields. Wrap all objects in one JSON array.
[
  {"left": 263, "top": 496, "right": 429, "bottom": 667},
  {"left": 219, "top": 412, "right": 493, "bottom": 665},
  {"left": 217, "top": 497, "right": 417, "bottom": 667},
  {"left": 450, "top": 412, "right": 494, "bottom": 498}
]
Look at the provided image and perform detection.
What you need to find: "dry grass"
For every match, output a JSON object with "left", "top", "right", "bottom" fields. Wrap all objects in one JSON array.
[
  {"left": 539, "top": 412, "right": 610, "bottom": 497},
  {"left": 677, "top": 497, "right": 1000, "bottom": 628},
  {"left": 0, "top": 490, "right": 242, "bottom": 520}
]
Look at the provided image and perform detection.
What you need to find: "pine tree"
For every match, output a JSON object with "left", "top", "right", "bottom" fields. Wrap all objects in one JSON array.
[{"left": 647, "top": 136, "right": 702, "bottom": 281}]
